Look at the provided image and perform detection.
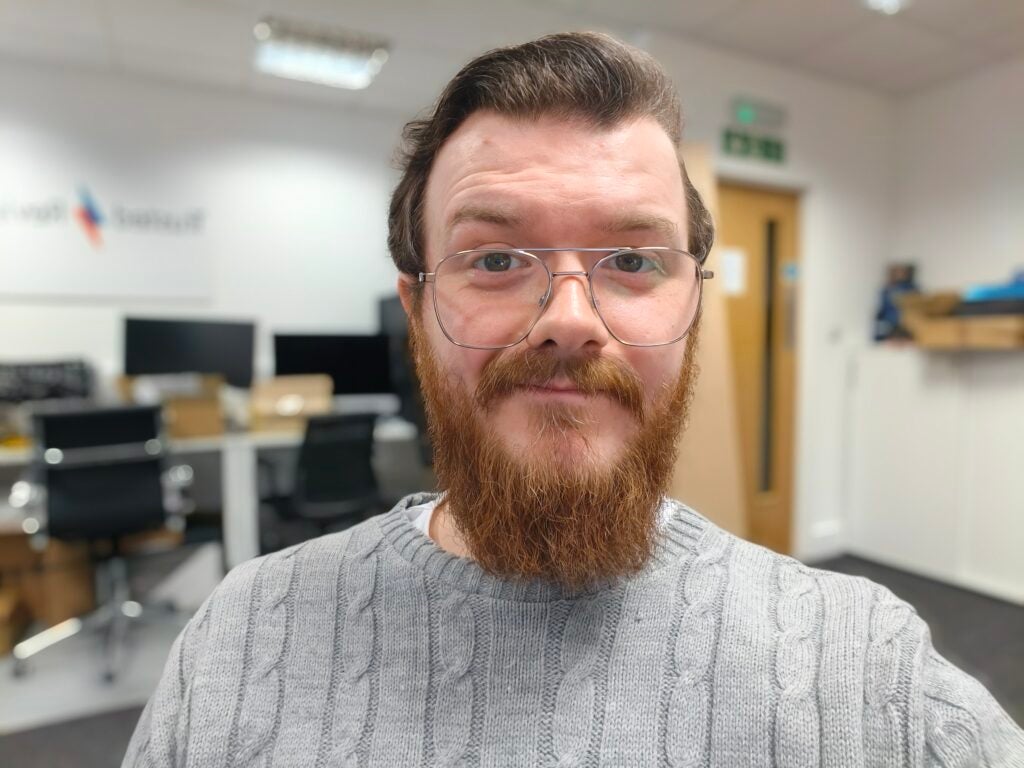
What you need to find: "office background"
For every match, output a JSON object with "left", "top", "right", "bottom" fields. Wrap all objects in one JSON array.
[{"left": 0, "top": 0, "right": 1022, "bottom": 763}]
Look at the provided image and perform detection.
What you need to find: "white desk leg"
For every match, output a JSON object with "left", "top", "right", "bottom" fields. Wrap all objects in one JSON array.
[{"left": 222, "top": 435, "right": 260, "bottom": 568}]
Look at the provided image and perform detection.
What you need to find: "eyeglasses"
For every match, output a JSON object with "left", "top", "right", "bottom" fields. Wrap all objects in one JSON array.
[{"left": 418, "top": 247, "right": 713, "bottom": 350}]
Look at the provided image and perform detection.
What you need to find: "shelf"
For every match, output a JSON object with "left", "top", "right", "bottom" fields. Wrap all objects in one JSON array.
[{"left": 897, "top": 293, "right": 1024, "bottom": 350}]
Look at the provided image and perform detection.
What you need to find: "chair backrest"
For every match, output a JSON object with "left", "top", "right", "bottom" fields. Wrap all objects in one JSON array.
[
  {"left": 32, "top": 405, "right": 167, "bottom": 540},
  {"left": 34, "top": 405, "right": 160, "bottom": 450},
  {"left": 295, "top": 414, "right": 378, "bottom": 508},
  {"left": 378, "top": 295, "right": 432, "bottom": 466}
]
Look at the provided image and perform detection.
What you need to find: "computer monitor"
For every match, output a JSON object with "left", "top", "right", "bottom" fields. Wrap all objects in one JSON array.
[
  {"left": 124, "top": 317, "right": 255, "bottom": 388},
  {"left": 274, "top": 334, "right": 393, "bottom": 396}
]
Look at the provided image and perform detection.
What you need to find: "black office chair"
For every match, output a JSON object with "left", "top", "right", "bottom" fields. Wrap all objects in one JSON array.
[
  {"left": 8, "top": 405, "right": 193, "bottom": 681},
  {"left": 379, "top": 295, "right": 433, "bottom": 467},
  {"left": 259, "top": 414, "right": 382, "bottom": 553}
]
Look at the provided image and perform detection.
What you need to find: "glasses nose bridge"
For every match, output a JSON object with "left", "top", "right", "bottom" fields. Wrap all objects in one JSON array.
[{"left": 540, "top": 267, "right": 595, "bottom": 311}]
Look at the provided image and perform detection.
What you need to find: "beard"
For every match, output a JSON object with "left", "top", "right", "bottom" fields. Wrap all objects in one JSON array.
[{"left": 408, "top": 315, "right": 700, "bottom": 589}]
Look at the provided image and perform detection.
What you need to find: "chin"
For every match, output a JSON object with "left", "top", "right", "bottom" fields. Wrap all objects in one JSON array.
[{"left": 495, "top": 403, "right": 632, "bottom": 469}]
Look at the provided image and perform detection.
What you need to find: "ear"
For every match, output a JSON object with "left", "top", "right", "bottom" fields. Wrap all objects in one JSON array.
[{"left": 397, "top": 273, "right": 417, "bottom": 318}]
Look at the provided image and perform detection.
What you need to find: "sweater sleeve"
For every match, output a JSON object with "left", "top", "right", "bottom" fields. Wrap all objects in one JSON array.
[
  {"left": 921, "top": 643, "right": 1024, "bottom": 767},
  {"left": 120, "top": 598, "right": 212, "bottom": 768},
  {"left": 121, "top": 557, "right": 263, "bottom": 768}
]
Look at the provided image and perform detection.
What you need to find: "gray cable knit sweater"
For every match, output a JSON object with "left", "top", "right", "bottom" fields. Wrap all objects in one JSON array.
[{"left": 124, "top": 493, "right": 1024, "bottom": 767}]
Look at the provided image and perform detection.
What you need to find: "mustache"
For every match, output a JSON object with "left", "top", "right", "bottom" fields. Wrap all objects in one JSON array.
[{"left": 474, "top": 349, "right": 646, "bottom": 421}]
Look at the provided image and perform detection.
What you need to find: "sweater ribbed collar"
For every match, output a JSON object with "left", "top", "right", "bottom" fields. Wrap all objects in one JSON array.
[{"left": 376, "top": 492, "right": 711, "bottom": 603}]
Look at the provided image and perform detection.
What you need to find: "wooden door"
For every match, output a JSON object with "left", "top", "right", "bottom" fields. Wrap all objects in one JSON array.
[
  {"left": 717, "top": 182, "right": 800, "bottom": 554},
  {"left": 669, "top": 145, "right": 747, "bottom": 540}
]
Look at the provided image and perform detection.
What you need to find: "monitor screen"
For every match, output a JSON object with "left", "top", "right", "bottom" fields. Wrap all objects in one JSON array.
[
  {"left": 124, "top": 317, "right": 255, "bottom": 388},
  {"left": 274, "top": 334, "right": 393, "bottom": 395}
]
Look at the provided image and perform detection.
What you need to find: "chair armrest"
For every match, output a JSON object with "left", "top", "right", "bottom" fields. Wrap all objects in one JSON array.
[
  {"left": 162, "top": 464, "right": 196, "bottom": 529},
  {"left": 256, "top": 455, "right": 284, "bottom": 499},
  {"left": 8, "top": 479, "right": 49, "bottom": 549}
]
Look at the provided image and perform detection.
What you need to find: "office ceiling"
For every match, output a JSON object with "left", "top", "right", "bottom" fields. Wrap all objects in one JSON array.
[{"left": 0, "top": 0, "right": 1022, "bottom": 109}]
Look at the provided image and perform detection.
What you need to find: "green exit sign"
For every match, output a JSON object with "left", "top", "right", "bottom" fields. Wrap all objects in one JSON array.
[{"left": 722, "top": 128, "right": 785, "bottom": 163}]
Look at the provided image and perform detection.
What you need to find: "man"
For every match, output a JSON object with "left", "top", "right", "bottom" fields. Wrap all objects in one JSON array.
[{"left": 125, "top": 32, "right": 1023, "bottom": 766}]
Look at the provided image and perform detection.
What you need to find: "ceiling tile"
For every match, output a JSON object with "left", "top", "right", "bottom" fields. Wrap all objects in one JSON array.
[
  {"left": 556, "top": 0, "right": 748, "bottom": 38},
  {"left": 901, "top": 0, "right": 1024, "bottom": 40},
  {"left": 116, "top": 42, "right": 248, "bottom": 91},
  {"left": 267, "top": 0, "right": 577, "bottom": 56},
  {"left": 881, "top": 38, "right": 995, "bottom": 92},
  {"left": 103, "top": 0, "right": 256, "bottom": 61},
  {"left": 355, "top": 44, "right": 462, "bottom": 114},
  {"left": 246, "top": 68, "right": 366, "bottom": 109},
  {"left": 695, "top": 0, "right": 876, "bottom": 64},
  {"left": 0, "top": 24, "right": 113, "bottom": 71},
  {"left": 966, "top": 13, "right": 1024, "bottom": 61},
  {"left": 0, "top": 0, "right": 109, "bottom": 43},
  {"left": 794, "top": 16, "right": 953, "bottom": 90}
]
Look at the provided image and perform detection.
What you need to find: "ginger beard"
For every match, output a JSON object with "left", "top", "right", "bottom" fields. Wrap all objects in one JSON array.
[{"left": 409, "top": 312, "right": 701, "bottom": 589}]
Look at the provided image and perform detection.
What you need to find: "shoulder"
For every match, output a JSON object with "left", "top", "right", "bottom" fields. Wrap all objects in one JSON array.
[
  {"left": 670, "top": 499, "right": 881, "bottom": 615},
  {"left": 209, "top": 515, "right": 387, "bottom": 608},
  {"left": 673, "top": 502, "right": 1024, "bottom": 764},
  {"left": 921, "top": 647, "right": 1024, "bottom": 766}
]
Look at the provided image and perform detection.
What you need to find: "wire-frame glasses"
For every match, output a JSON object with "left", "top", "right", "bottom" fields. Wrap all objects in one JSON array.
[{"left": 418, "top": 247, "right": 713, "bottom": 349}]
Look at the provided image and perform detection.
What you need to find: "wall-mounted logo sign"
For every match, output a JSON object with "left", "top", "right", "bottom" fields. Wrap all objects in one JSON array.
[
  {"left": 75, "top": 187, "right": 104, "bottom": 247},
  {"left": 0, "top": 185, "right": 211, "bottom": 300},
  {"left": 722, "top": 97, "right": 787, "bottom": 165},
  {"left": 0, "top": 185, "right": 206, "bottom": 247}
]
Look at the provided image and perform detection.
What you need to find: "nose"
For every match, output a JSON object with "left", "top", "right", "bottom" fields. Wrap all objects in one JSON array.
[{"left": 525, "top": 268, "right": 610, "bottom": 355}]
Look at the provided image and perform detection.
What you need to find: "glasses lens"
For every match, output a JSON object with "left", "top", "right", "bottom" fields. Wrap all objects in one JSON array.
[
  {"left": 433, "top": 250, "right": 548, "bottom": 348},
  {"left": 591, "top": 249, "right": 701, "bottom": 345}
]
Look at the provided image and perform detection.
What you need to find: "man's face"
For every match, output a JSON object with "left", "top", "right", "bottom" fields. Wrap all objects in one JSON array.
[{"left": 408, "top": 111, "right": 691, "bottom": 467}]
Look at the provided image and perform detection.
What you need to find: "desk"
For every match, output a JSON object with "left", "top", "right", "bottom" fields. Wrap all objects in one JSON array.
[{"left": 0, "top": 418, "right": 418, "bottom": 568}]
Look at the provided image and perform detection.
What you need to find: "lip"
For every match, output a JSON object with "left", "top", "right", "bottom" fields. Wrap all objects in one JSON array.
[{"left": 524, "top": 382, "right": 590, "bottom": 403}]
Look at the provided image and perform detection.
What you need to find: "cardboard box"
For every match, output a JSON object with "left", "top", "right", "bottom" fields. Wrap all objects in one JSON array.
[
  {"left": 0, "top": 587, "right": 31, "bottom": 655},
  {"left": 898, "top": 293, "right": 1024, "bottom": 350},
  {"left": 117, "top": 374, "right": 226, "bottom": 437},
  {"left": 249, "top": 374, "right": 332, "bottom": 434},
  {"left": 0, "top": 534, "right": 95, "bottom": 629}
]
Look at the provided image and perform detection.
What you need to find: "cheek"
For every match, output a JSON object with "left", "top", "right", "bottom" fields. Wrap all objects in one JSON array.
[
  {"left": 626, "top": 347, "right": 688, "bottom": 403},
  {"left": 425, "top": 321, "right": 494, "bottom": 390}
]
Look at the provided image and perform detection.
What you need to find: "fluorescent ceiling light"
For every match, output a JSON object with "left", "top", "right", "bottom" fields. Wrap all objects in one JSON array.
[
  {"left": 863, "top": 0, "right": 910, "bottom": 15},
  {"left": 253, "top": 17, "right": 389, "bottom": 90}
]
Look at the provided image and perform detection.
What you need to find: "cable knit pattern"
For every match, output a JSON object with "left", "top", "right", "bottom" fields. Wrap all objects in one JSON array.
[
  {"left": 123, "top": 494, "right": 1024, "bottom": 767},
  {"left": 662, "top": 530, "right": 732, "bottom": 768},
  {"left": 433, "top": 591, "right": 477, "bottom": 766},
  {"left": 773, "top": 562, "right": 823, "bottom": 768},
  {"left": 551, "top": 598, "right": 607, "bottom": 767},
  {"left": 923, "top": 648, "right": 1024, "bottom": 767},
  {"left": 327, "top": 532, "right": 380, "bottom": 767},
  {"left": 925, "top": 649, "right": 986, "bottom": 768},
  {"left": 174, "top": 599, "right": 210, "bottom": 768},
  {"left": 313, "top": 534, "right": 353, "bottom": 768},
  {"left": 864, "top": 586, "right": 917, "bottom": 767},
  {"left": 232, "top": 546, "right": 301, "bottom": 767}
]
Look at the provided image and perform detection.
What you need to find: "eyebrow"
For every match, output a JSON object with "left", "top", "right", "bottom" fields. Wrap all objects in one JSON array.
[
  {"left": 445, "top": 205, "right": 680, "bottom": 245},
  {"left": 604, "top": 212, "right": 679, "bottom": 243},
  {"left": 445, "top": 204, "right": 522, "bottom": 238}
]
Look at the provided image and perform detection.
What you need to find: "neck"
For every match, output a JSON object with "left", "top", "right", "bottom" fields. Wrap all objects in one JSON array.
[{"left": 429, "top": 499, "right": 472, "bottom": 559}]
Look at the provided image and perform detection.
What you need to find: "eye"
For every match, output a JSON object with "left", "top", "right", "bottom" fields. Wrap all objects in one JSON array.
[
  {"left": 470, "top": 251, "right": 524, "bottom": 272},
  {"left": 611, "top": 250, "right": 661, "bottom": 274}
]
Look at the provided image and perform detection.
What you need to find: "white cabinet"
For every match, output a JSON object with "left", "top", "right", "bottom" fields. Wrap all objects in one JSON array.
[{"left": 847, "top": 346, "right": 1024, "bottom": 604}]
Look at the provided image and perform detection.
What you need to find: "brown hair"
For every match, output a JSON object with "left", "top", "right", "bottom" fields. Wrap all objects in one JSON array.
[{"left": 387, "top": 31, "right": 715, "bottom": 282}]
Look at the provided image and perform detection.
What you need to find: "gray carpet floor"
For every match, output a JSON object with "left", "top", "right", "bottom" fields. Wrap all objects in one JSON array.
[
  {"left": 2, "top": 555, "right": 1021, "bottom": 766},
  {"left": 1, "top": 705, "right": 144, "bottom": 768}
]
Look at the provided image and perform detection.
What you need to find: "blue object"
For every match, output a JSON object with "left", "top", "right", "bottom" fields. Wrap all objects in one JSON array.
[{"left": 964, "top": 270, "right": 1024, "bottom": 302}]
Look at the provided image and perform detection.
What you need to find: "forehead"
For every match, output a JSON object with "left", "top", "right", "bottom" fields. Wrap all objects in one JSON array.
[{"left": 423, "top": 111, "right": 686, "bottom": 263}]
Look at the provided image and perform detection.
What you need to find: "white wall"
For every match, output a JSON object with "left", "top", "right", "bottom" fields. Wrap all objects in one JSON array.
[
  {"left": 847, "top": 56, "right": 1024, "bottom": 603},
  {"left": 0, "top": 62, "right": 404, "bottom": 380},
  {"left": 0, "top": 36, "right": 898, "bottom": 561},
  {"left": 645, "top": 35, "right": 894, "bottom": 560}
]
